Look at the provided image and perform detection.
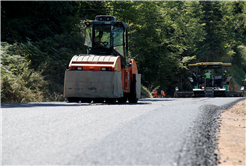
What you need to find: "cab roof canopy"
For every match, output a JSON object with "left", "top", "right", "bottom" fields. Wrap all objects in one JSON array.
[
  {"left": 188, "top": 62, "right": 231, "bottom": 69},
  {"left": 84, "top": 15, "right": 128, "bottom": 29},
  {"left": 95, "top": 15, "right": 116, "bottom": 22}
]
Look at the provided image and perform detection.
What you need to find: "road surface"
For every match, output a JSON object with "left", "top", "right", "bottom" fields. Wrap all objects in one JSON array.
[{"left": 1, "top": 97, "right": 245, "bottom": 165}]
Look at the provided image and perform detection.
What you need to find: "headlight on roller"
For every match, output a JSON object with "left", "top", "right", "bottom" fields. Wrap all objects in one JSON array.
[{"left": 101, "top": 67, "right": 113, "bottom": 71}]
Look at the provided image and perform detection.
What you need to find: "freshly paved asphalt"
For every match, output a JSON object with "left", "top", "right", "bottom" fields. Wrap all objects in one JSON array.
[{"left": 1, "top": 97, "right": 244, "bottom": 165}]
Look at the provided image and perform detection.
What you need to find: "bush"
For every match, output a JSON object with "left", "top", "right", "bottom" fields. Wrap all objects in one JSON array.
[{"left": 1, "top": 42, "right": 49, "bottom": 103}]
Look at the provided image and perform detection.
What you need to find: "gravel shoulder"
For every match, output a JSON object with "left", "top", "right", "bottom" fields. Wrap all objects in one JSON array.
[{"left": 216, "top": 99, "right": 246, "bottom": 166}]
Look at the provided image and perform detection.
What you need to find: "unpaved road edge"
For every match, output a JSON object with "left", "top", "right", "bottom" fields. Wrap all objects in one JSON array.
[{"left": 216, "top": 99, "right": 246, "bottom": 166}]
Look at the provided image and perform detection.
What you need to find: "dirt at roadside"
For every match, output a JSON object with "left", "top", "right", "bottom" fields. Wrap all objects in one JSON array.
[{"left": 216, "top": 99, "right": 246, "bottom": 166}]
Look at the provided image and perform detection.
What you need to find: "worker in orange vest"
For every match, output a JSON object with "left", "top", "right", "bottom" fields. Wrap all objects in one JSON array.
[
  {"left": 153, "top": 89, "right": 158, "bottom": 98},
  {"left": 161, "top": 89, "right": 165, "bottom": 98}
]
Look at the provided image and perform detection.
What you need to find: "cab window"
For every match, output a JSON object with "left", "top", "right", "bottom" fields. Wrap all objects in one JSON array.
[
  {"left": 94, "top": 24, "right": 111, "bottom": 48},
  {"left": 85, "top": 25, "right": 92, "bottom": 47},
  {"left": 113, "top": 25, "right": 124, "bottom": 57}
]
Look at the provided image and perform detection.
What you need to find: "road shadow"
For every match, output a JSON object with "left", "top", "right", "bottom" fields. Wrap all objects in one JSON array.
[
  {"left": 114, "top": 98, "right": 175, "bottom": 105},
  {"left": 113, "top": 102, "right": 151, "bottom": 105},
  {"left": 140, "top": 98, "right": 175, "bottom": 102},
  {"left": 1, "top": 101, "right": 152, "bottom": 108},
  {"left": 1, "top": 102, "right": 92, "bottom": 108}
]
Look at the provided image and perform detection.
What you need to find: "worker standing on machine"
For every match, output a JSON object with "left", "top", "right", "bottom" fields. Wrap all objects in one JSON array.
[
  {"left": 204, "top": 67, "right": 212, "bottom": 87},
  {"left": 192, "top": 70, "right": 196, "bottom": 78},
  {"left": 223, "top": 70, "right": 227, "bottom": 81}
]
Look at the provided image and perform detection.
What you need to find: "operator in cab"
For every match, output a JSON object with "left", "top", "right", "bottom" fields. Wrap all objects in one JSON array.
[{"left": 94, "top": 31, "right": 107, "bottom": 46}]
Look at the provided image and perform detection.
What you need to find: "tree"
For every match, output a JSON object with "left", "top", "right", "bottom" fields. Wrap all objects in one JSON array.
[
  {"left": 113, "top": 1, "right": 204, "bottom": 93},
  {"left": 194, "top": 1, "right": 225, "bottom": 62},
  {"left": 1, "top": 1, "right": 81, "bottom": 43}
]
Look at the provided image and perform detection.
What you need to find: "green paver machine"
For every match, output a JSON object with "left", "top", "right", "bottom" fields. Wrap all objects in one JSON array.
[{"left": 176, "top": 62, "right": 244, "bottom": 97}]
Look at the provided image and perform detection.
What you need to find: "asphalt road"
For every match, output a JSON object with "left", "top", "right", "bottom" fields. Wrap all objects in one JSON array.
[{"left": 1, "top": 97, "right": 245, "bottom": 165}]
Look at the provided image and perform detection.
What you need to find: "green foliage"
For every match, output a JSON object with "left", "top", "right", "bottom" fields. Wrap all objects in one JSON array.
[
  {"left": 80, "top": 1, "right": 112, "bottom": 20},
  {"left": 1, "top": 1, "right": 82, "bottom": 43},
  {"left": 1, "top": 43, "right": 49, "bottom": 103},
  {"left": 1, "top": 1, "right": 246, "bottom": 101}
]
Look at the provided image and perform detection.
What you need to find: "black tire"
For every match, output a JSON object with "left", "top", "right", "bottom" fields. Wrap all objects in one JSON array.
[
  {"left": 93, "top": 99, "right": 104, "bottom": 103},
  {"left": 128, "top": 95, "right": 138, "bottom": 103},
  {"left": 67, "top": 97, "right": 80, "bottom": 103},
  {"left": 80, "top": 98, "right": 92, "bottom": 103},
  {"left": 118, "top": 97, "right": 127, "bottom": 103},
  {"left": 128, "top": 74, "right": 138, "bottom": 103},
  {"left": 118, "top": 94, "right": 127, "bottom": 103},
  {"left": 106, "top": 98, "right": 116, "bottom": 104}
]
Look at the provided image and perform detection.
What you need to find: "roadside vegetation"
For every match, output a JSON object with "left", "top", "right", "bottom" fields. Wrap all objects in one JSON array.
[{"left": 1, "top": 1, "right": 246, "bottom": 102}]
